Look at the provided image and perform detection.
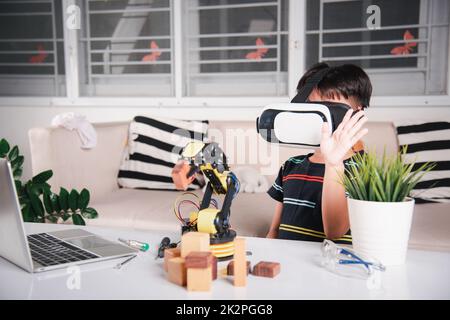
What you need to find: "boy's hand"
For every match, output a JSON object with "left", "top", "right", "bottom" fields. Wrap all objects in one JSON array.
[
  {"left": 320, "top": 109, "right": 368, "bottom": 167},
  {"left": 266, "top": 229, "right": 278, "bottom": 239}
]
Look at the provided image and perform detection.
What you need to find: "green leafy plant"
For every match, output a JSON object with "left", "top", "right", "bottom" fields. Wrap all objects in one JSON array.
[
  {"left": 0, "top": 138, "right": 98, "bottom": 225},
  {"left": 341, "top": 147, "right": 435, "bottom": 202}
]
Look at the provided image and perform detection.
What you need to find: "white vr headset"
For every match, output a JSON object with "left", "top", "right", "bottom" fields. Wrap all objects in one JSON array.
[
  {"left": 256, "top": 101, "right": 350, "bottom": 148},
  {"left": 256, "top": 67, "right": 354, "bottom": 148}
]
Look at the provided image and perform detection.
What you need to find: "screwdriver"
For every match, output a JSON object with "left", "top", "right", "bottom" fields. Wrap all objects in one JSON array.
[{"left": 118, "top": 238, "right": 150, "bottom": 252}]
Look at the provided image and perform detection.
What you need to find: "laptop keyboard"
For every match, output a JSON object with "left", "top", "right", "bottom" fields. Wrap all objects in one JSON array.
[{"left": 28, "top": 233, "right": 100, "bottom": 267}]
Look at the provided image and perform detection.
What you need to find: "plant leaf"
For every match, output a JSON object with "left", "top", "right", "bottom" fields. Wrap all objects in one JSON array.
[
  {"left": 78, "top": 189, "right": 90, "bottom": 211},
  {"left": 32, "top": 170, "right": 53, "bottom": 184},
  {"left": 371, "top": 179, "right": 384, "bottom": 202},
  {"left": 29, "top": 193, "right": 44, "bottom": 217},
  {"left": 385, "top": 167, "right": 391, "bottom": 202},
  {"left": 11, "top": 155, "right": 24, "bottom": 171},
  {"left": 43, "top": 192, "right": 54, "bottom": 214},
  {"left": 372, "top": 163, "right": 387, "bottom": 202},
  {"left": 49, "top": 192, "right": 60, "bottom": 213},
  {"left": 8, "top": 146, "right": 19, "bottom": 162},
  {"left": 42, "top": 183, "right": 51, "bottom": 194},
  {"left": 81, "top": 207, "right": 98, "bottom": 219},
  {"left": 62, "top": 212, "right": 71, "bottom": 222},
  {"left": 46, "top": 215, "right": 58, "bottom": 223},
  {"left": 339, "top": 148, "right": 435, "bottom": 202},
  {"left": 21, "top": 205, "right": 35, "bottom": 222},
  {"left": 392, "top": 162, "right": 414, "bottom": 201},
  {"left": 28, "top": 183, "right": 43, "bottom": 197},
  {"left": 59, "top": 187, "right": 69, "bottom": 211},
  {"left": 0, "top": 138, "right": 10, "bottom": 157},
  {"left": 13, "top": 168, "right": 23, "bottom": 180},
  {"left": 72, "top": 213, "right": 86, "bottom": 226},
  {"left": 68, "top": 189, "right": 79, "bottom": 212},
  {"left": 14, "top": 180, "right": 23, "bottom": 194}
]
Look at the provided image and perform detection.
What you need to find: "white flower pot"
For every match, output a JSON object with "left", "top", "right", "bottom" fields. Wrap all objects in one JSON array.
[{"left": 347, "top": 197, "right": 415, "bottom": 266}]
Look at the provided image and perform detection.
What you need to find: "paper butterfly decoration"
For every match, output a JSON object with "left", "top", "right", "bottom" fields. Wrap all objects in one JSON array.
[
  {"left": 246, "top": 38, "right": 269, "bottom": 60},
  {"left": 29, "top": 44, "right": 48, "bottom": 64},
  {"left": 142, "top": 41, "right": 162, "bottom": 62},
  {"left": 390, "top": 30, "right": 417, "bottom": 55}
]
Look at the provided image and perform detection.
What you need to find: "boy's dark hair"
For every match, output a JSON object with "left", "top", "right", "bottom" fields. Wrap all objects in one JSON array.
[{"left": 297, "top": 62, "right": 372, "bottom": 108}]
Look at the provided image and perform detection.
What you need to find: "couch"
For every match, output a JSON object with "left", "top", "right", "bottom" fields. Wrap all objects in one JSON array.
[{"left": 28, "top": 120, "right": 450, "bottom": 252}]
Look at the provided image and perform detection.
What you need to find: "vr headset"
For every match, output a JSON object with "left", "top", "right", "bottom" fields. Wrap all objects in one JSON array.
[{"left": 256, "top": 67, "right": 353, "bottom": 148}]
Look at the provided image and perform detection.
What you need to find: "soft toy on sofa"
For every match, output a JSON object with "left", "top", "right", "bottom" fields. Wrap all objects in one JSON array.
[{"left": 233, "top": 166, "right": 269, "bottom": 193}]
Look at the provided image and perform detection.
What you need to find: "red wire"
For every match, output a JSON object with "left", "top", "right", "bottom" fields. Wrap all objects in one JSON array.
[
  {"left": 175, "top": 195, "right": 219, "bottom": 228},
  {"left": 178, "top": 200, "right": 200, "bottom": 223}
]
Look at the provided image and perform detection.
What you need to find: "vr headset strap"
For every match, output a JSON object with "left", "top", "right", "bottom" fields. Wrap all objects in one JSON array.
[{"left": 291, "top": 67, "right": 330, "bottom": 103}]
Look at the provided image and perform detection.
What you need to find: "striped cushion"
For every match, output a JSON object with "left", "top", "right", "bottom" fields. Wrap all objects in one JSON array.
[
  {"left": 118, "top": 116, "right": 208, "bottom": 190},
  {"left": 395, "top": 121, "right": 450, "bottom": 203}
]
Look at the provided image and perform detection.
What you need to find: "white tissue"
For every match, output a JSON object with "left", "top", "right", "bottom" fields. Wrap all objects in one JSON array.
[{"left": 51, "top": 112, "right": 97, "bottom": 149}]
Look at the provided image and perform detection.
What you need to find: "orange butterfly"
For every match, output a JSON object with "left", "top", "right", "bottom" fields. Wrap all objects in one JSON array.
[
  {"left": 246, "top": 38, "right": 269, "bottom": 60},
  {"left": 29, "top": 44, "right": 48, "bottom": 63},
  {"left": 390, "top": 30, "right": 417, "bottom": 55},
  {"left": 142, "top": 41, "right": 162, "bottom": 62}
]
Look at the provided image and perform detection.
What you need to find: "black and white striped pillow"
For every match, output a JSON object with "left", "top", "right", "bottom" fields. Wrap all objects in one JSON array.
[
  {"left": 118, "top": 116, "right": 208, "bottom": 191},
  {"left": 396, "top": 121, "right": 450, "bottom": 203}
]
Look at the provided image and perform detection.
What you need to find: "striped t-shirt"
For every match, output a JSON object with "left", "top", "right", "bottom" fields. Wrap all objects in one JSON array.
[{"left": 268, "top": 153, "right": 356, "bottom": 244}]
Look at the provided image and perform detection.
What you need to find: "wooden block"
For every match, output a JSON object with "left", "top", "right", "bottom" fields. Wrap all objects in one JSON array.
[
  {"left": 167, "top": 257, "right": 187, "bottom": 286},
  {"left": 187, "top": 267, "right": 212, "bottom": 292},
  {"left": 233, "top": 237, "right": 247, "bottom": 287},
  {"left": 181, "top": 232, "right": 210, "bottom": 258},
  {"left": 172, "top": 161, "right": 195, "bottom": 191},
  {"left": 212, "top": 255, "right": 217, "bottom": 280},
  {"left": 164, "top": 247, "right": 181, "bottom": 273},
  {"left": 185, "top": 251, "right": 213, "bottom": 269},
  {"left": 227, "top": 260, "right": 251, "bottom": 276},
  {"left": 227, "top": 261, "right": 233, "bottom": 275},
  {"left": 253, "top": 261, "right": 281, "bottom": 278}
]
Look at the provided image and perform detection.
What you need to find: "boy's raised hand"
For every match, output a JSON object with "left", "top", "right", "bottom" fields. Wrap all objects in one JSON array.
[{"left": 320, "top": 109, "right": 368, "bottom": 166}]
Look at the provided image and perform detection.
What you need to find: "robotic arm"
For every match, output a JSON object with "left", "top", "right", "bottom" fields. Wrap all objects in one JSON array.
[{"left": 172, "top": 141, "right": 240, "bottom": 259}]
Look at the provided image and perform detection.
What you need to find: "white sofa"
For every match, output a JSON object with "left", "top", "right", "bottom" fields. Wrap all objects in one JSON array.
[{"left": 28, "top": 120, "right": 450, "bottom": 252}]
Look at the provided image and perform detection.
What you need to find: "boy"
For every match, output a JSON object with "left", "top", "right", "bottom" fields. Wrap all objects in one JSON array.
[{"left": 266, "top": 63, "right": 372, "bottom": 243}]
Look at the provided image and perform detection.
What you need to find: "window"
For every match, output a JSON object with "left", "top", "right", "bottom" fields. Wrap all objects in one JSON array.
[
  {"left": 305, "top": 0, "right": 450, "bottom": 96},
  {"left": 183, "top": 0, "right": 289, "bottom": 96},
  {"left": 0, "top": 0, "right": 65, "bottom": 96},
  {"left": 0, "top": 0, "right": 449, "bottom": 102},
  {"left": 79, "top": 0, "right": 173, "bottom": 96}
]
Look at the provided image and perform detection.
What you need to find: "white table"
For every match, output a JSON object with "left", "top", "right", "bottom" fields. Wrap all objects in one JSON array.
[{"left": 0, "top": 223, "right": 449, "bottom": 300}]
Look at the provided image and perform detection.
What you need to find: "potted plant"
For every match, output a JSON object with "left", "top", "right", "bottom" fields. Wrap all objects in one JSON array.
[
  {"left": 0, "top": 138, "right": 99, "bottom": 225},
  {"left": 341, "top": 148, "right": 434, "bottom": 266}
]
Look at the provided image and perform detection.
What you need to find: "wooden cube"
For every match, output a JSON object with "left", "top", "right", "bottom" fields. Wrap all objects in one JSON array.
[
  {"left": 227, "top": 260, "right": 251, "bottom": 276},
  {"left": 253, "top": 261, "right": 281, "bottom": 278},
  {"left": 233, "top": 237, "right": 247, "bottom": 287},
  {"left": 164, "top": 247, "right": 181, "bottom": 273},
  {"left": 185, "top": 251, "right": 213, "bottom": 269},
  {"left": 181, "top": 232, "right": 210, "bottom": 258},
  {"left": 212, "top": 255, "right": 218, "bottom": 281},
  {"left": 167, "top": 257, "right": 187, "bottom": 286},
  {"left": 187, "top": 267, "right": 212, "bottom": 292},
  {"left": 172, "top": 161, "right": 195, "bottom": 191}
]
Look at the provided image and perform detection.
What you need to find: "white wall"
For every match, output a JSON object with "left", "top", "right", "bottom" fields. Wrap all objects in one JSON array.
[{"left": 0, "top": 105, "right": 449, "bottom": 180}]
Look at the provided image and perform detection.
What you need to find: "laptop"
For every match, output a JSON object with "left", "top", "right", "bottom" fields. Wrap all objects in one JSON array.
[{"left": 0, "top": 159, "right": 137, "bottom": 273}]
